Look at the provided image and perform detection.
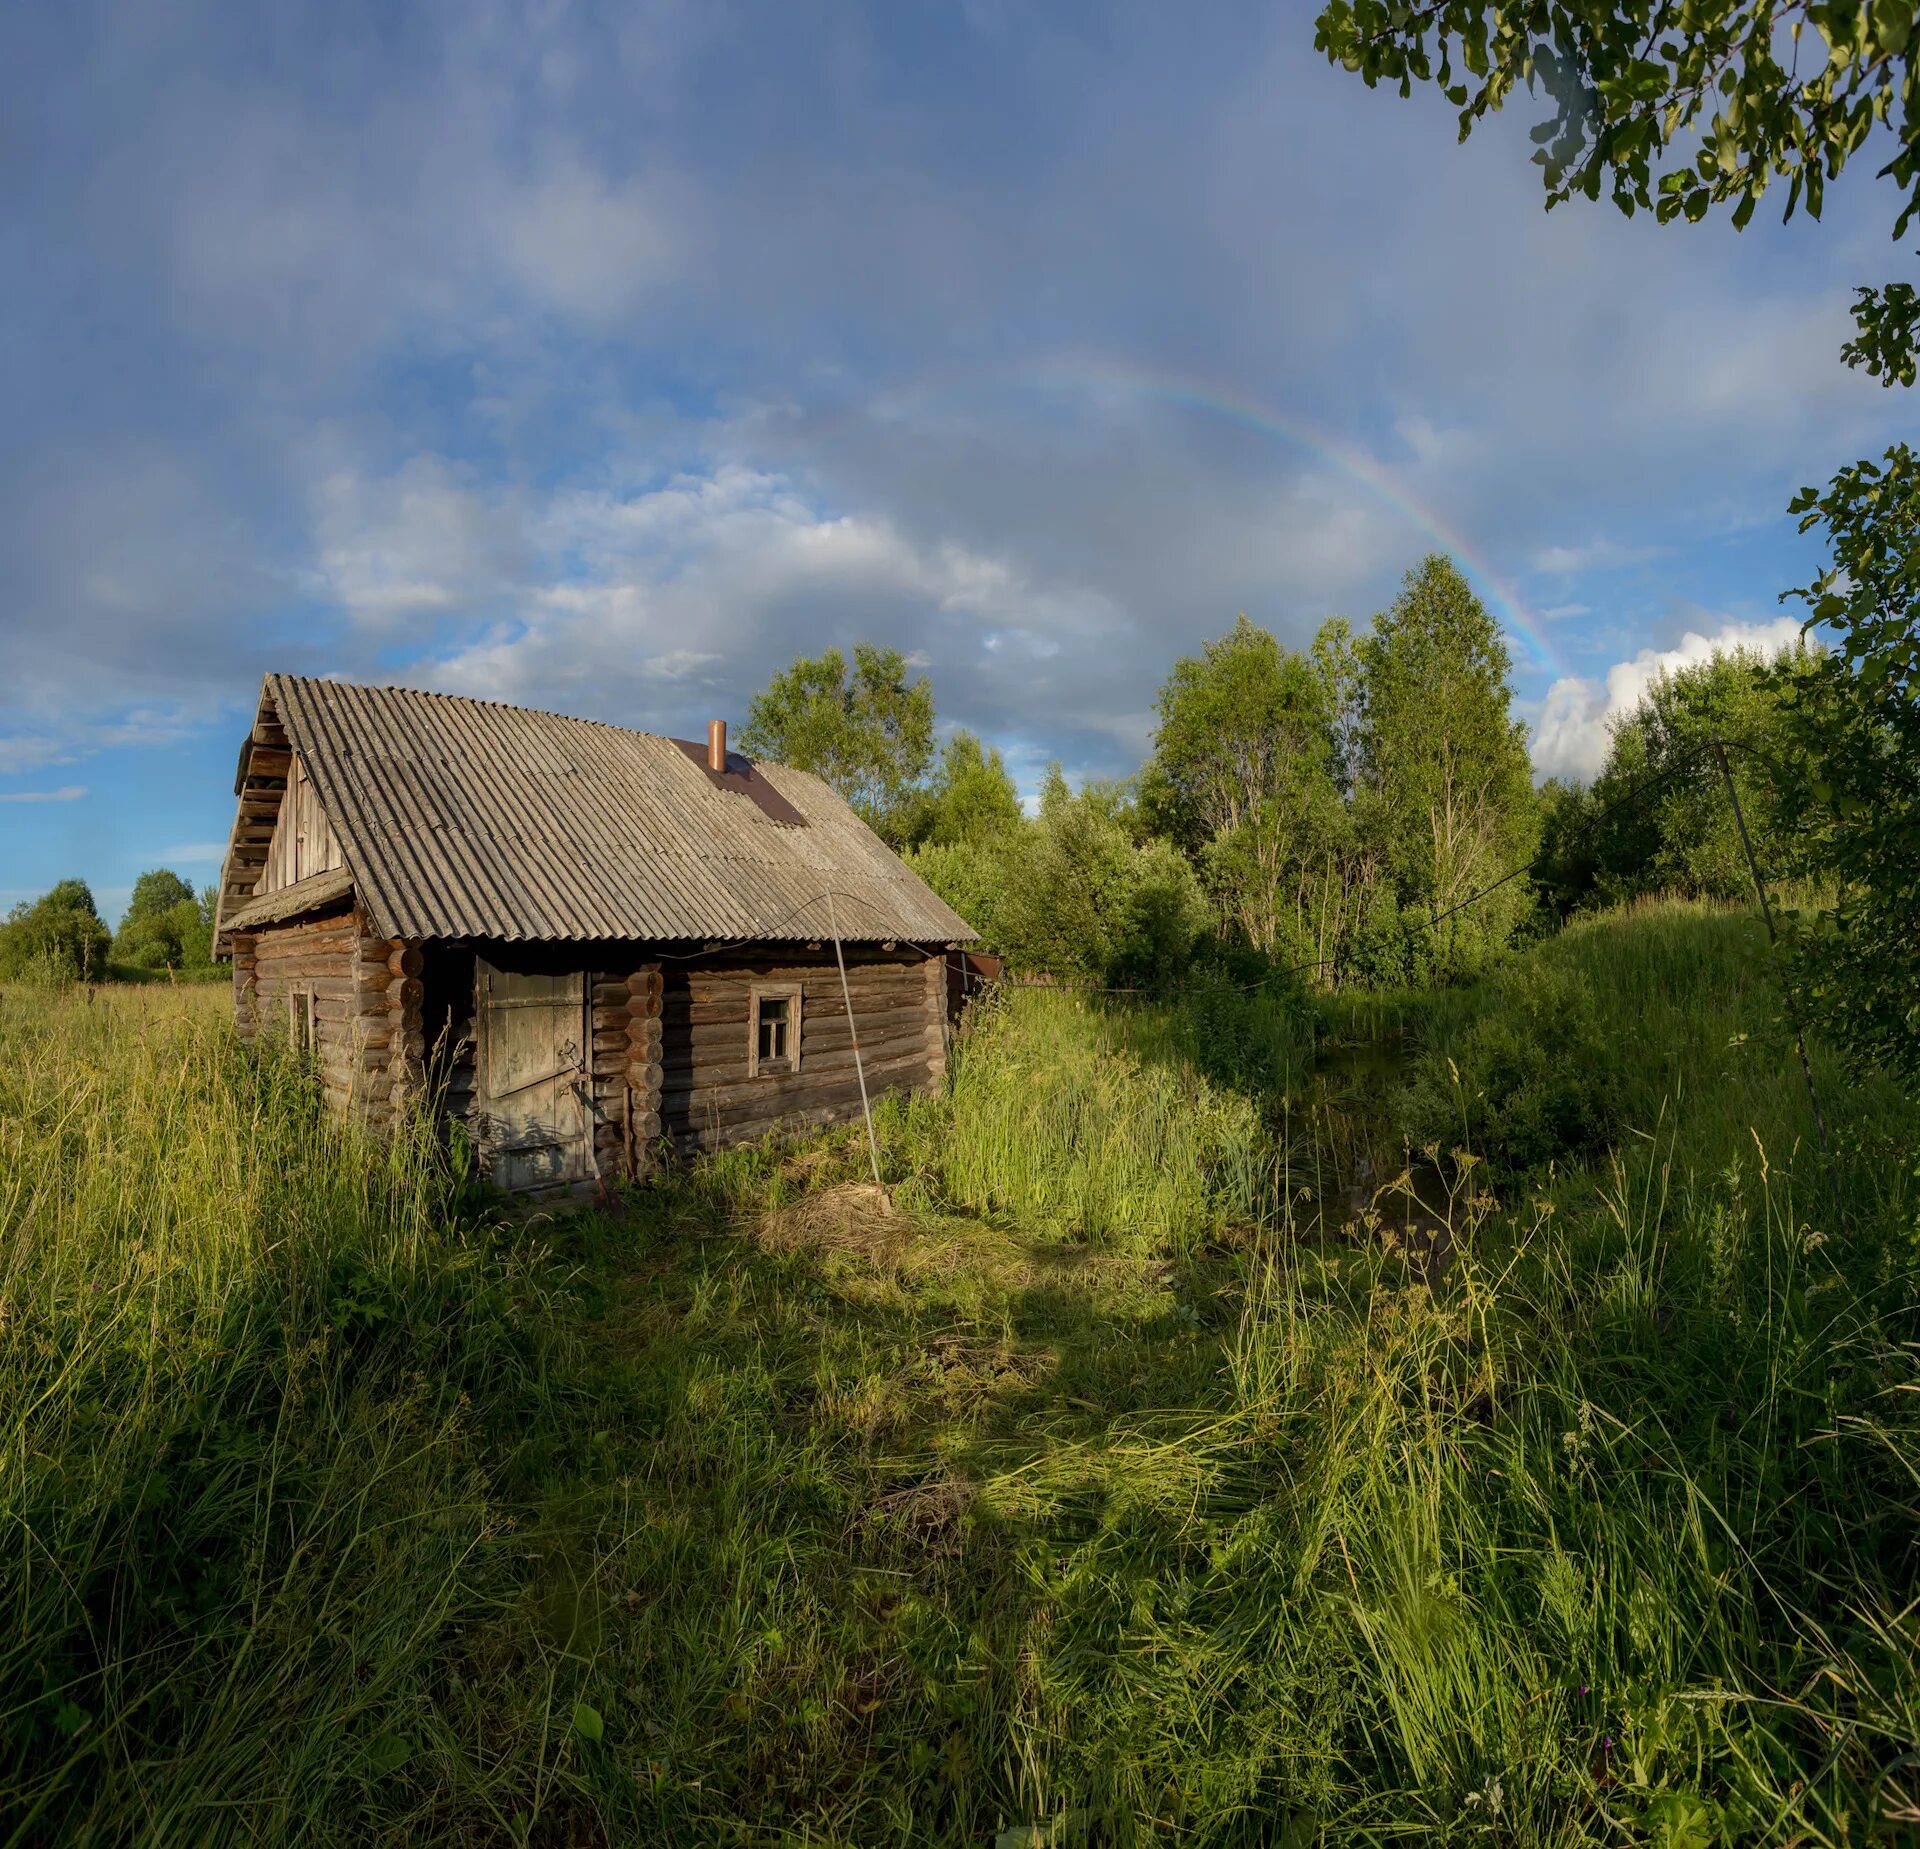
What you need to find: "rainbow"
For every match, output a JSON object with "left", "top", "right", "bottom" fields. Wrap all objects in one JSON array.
[{"left": 873, "top": 355, "right": 1567, "bottom": 680}]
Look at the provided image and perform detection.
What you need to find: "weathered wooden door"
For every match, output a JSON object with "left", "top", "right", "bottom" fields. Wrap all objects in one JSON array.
[{"left": 475, "top": 964, "right": 592, "bottom": 1193}]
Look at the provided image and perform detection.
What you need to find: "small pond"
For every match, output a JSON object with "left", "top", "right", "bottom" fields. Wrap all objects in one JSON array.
[{"left": 1281, "top": 1028, "right": 1463, "bottom": 1269}]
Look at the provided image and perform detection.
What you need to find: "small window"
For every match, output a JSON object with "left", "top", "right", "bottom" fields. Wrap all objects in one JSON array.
[
  {"left": 288, "top": 987, "right": 316, "bottom": 1053},
  {"left": 748, "top": 986, "right": 802, "bottom": 1077}
]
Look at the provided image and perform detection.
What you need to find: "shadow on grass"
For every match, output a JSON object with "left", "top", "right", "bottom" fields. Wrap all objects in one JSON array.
[{"left": 497, "top": 1186, "right": 1295, "bottom": 1845}]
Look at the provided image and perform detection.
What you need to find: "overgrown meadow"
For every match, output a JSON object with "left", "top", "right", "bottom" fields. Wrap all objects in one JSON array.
[{"left": 4, "top": 901, "right": 1918, "bottom": 1845}]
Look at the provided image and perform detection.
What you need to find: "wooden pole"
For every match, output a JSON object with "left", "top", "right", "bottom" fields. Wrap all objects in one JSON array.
[{"left": 826, "top": 888, "right": 885, "bottom": 1195}]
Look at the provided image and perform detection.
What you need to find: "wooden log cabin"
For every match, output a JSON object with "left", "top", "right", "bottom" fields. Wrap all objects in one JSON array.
[{"left": 214, "top": 674, "right": 975, "bottom": 1193}]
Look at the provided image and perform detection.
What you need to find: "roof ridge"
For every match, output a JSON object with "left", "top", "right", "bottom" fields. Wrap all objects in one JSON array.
[{"left": 268, "top": 670, "right": 744, "bottom": 758}]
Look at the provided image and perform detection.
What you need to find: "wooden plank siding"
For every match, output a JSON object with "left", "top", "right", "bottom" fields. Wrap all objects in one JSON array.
[{"left": 257, "top": 752, "right": 345, "bottom": 895}]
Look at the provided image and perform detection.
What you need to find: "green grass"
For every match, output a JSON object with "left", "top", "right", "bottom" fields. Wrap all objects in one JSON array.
[
  {"left": 3, "top": 901, "right": 1919, "bottom": 1844},
  {"left": 0, "top": 986, "right": 575, "bottom": 1842},
  {"left": 875, "top": 985, "right": 1289, "bottom": 1248},
  {"left": 100, "top": 960, "right": 230, "bottom": 985}
]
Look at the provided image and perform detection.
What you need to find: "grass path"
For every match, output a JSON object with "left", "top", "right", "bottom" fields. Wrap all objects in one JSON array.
[{"left": 526, "top": 1190, "right": 1239, "bottom": 1840}]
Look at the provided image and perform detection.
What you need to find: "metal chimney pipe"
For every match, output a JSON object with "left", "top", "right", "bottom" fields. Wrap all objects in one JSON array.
[{"left": 707, "top": 718, "right": 727, "bottom": 772}]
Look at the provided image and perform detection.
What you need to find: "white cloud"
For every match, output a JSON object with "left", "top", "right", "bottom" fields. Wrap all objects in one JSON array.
[
  {"left": 307, "top": 455, "right": 1142, "bottom": 764},
  {"left": 499, "top": 159, "right": 682, "bottom": 322},
  {"left": 311, "top": 456, "right": 527, "bottom": 629},
  {"left": 0, "top": 785, "right": 87, "bottom": 804},
  {"left": 1529, "top": 615, "right": 1805, "bottom": 782},
  {"left": 1531, "top": 537, "right": 1666, "bottom": 575},
  {"left": 1392, "top": 414, "right": 1482, "bottom": 471},
  {"left": 0, "top": 736, "right": 73, "bottom": 774},
  {"left": 10, "top": 0, "right": 1919, "bottom": 871}
]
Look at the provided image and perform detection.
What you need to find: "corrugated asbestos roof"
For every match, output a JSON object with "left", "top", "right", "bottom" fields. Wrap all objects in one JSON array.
[{"left": 247, "top": 674, "right": 975, "bottom": 945}]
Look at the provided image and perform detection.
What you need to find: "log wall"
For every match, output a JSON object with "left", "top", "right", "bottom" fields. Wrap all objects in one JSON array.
[
  {"left": 234, "top": 903, "right": 389, "bottom": 1120},
  {"left": 233, "top": 901, "right": 430, "bottom": 1129},
  {"left": 235, "top": 922, "right": 951, "bottom": 1181},
  {"left": 659, "top": 947, "right": 943, "bottom": 1154}
]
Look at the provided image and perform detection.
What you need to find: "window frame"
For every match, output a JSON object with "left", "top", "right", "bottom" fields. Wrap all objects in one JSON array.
[
  {"left": 288, "top": 984, "right": 317, "bottom": 1053},
  {"left": 747, "top": 983, "right": 803, "bottom": 1078}
]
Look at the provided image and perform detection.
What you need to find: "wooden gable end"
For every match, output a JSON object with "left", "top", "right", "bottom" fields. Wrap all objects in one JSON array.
[
  {"left": 216, "top": 682, "right": 358, "bottom": 951},
  {"left": 259, "top": 752, "right": 344, "bottom": 896}
]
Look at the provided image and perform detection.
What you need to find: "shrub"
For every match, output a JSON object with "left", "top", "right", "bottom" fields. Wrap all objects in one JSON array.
[
  {"left": 1342, "top": 889, "right": 1434, "bottom": 990},
  {"left": 0, "top": 878, "right": 111, "bottom": 984},
  {"left": 902, "top": 837, "right": 1009, "bottom": 948},
  {"left": 1176, "top": 957, "right": 1313, "bottom": 1097},
  {"left": 1397, "top": 958, "right": 1613, "bottom": 1171}
]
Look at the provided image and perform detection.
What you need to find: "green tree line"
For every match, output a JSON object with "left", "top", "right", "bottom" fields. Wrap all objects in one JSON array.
[
  {"left": 1, "top": 870, "right": 219, "bottom": 985},
  {"left": 737, "top": 558, "right": 1824, "bottom": 997},
  {"left": 6, "top": 548, "right": 1882, "bottom": 1070}
]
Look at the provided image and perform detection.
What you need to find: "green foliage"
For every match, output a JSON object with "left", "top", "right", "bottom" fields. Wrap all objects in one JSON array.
[
  {"left": 1776, "top": 444, "right": 1920, "bottom": 1083},
  {"left": 126, "top": 866, "right": 197, "bottom": 919},
  {"left": 0, "top": 986, "right": 562, "bottom": 1840},
  {"left": 910, "top": 765, "right": 1208, "bottom": 989},
  {"left": 1175, "top": 956, "right": 1316, "bottom": 1096},
  {"left": 1144, "top": 613, "right": 1335, "bottom": 850},
  {"left": 1314, "top": 0, "right": 1920, "bottom": 379},
  {"left": 902, "top": 836, "right": 1012, "bottom": 947},
  {"left": 6, "top": 905, "right": 1920, "bottom": 1839},
  {"left": 1398, "top": 956, "right": 1614, "bottom": 1172},
  {"left": 738, "top": 642, "right": 935, "bottom": 840},
  {"left": 1843, "top": 276, "right": 1920, "bottom": 385},
  {"left": 112, "top": 867, "right": 218, "bottom": 973},
  {"left": 1132, "top": 575, "right": 1537, "bottom": 990},
  {"left": 0, "top": 877, "right": 111, "bottom": 984},
  {"left": 991, "top": 771, "right": 1209, "bottom": 987},
  {"left": 1530, "top": 775, "right": 1597, "bottom": 917},
  {"left": 1143, "top": 614, "right": 1353, "bottom": 964},
  {"left": 1342, "top": 887, "right": 1441, "bottom": 990},
  {"left": 1359, "top": 555, "right": 1538, "bottom": 977},
  {"left": 1550, "top": 646, "right": 1818, "bottom": 913},
  {"left": 1307, "top": 1, "right": 1920, "bottom": 1069},
  {"left": 899, "top": 730, "right": 1025, "bottom": 848},
  {"left": 892, "top": 986, "right": 1281, "bottom": 1245}
]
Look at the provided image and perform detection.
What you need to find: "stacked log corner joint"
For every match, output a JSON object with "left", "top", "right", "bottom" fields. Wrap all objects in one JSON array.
[{"left": 625, "top": 962, "right": 666, "bottom": 1180}]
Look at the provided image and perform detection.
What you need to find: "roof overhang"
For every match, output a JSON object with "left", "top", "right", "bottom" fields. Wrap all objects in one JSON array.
[{"left": 222, "top": 866, "right": 356, "bottom": 935}]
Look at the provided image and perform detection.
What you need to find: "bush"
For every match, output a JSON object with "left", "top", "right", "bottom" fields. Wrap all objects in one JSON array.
[
  {"left": 1397, "top": 958, "right": 1613, "bottom": 1172},
  {"left": 0, "top": 879, "right": 111, "bottom": 984},
  {"left": 902, "top": 837, "right": 1009, "bottom": 948},
  {"left": 113, "top": 870, "right": 217, "bottom": 974},
  {"left": 1342, "top": 890, "right": 1434, "bottom": 990},
  {"left": 1176, "top": 957, "right": 1313, "bottom": 1097},
  {"left": 916, "top": 775, "right": 1209, "bottom": 990}
]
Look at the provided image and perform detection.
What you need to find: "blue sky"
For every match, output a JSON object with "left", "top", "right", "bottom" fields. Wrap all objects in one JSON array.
[{"left": 1, "top": 1, "right": 1909, "bottom": 926}]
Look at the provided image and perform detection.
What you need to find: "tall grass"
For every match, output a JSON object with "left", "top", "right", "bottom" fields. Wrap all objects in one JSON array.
[
  {"left": 883, "top": 986, "right": 1287, "bottom": 1248},
  {"left": 3, "top": 902, "right": 1917, "bottom": 1843},
  {"left": 1398, "top": 898, "right": 1915, "bottom": 1212},
  {"left": 0, "top": 986, "right": 587, "bottom": 1845},
  {"left": 1208, "top": 1136, "right": 1920, "bottom": 1840}
]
